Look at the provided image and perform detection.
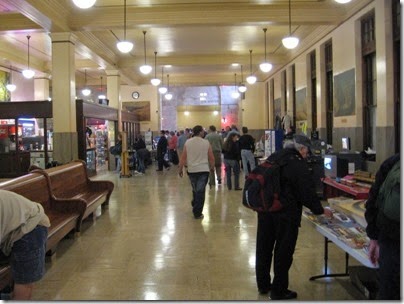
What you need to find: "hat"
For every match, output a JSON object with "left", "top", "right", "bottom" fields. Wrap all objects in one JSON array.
[{"left": 293, "top": 134, "right": 312, "bottom": 149}]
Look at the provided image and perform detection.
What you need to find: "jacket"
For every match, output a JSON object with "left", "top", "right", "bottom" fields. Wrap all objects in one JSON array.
[
  {"left": 268, "top": 148, "right": 324, "bottom": 225},
  {"left": 365, "top": 153, "right": 400, "bottom": 241}
]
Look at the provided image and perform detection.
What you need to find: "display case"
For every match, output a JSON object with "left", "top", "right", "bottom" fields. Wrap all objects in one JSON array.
[
  {"left": 86, "top": 148, "right": 96, "bottom": 173},
  {"left": 95, "top": 130, "right": 107, "bottom": 170}
]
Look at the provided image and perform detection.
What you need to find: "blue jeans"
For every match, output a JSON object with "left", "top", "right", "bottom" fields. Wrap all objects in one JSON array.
[
  {"left": 241, "top": 149, "right": 256, "bottom": 177},
  {"left": 224, "top": 159, "right": 240, "bottom": 190},
  {"left": 10, "top": 225, "right": 48, "bottom": 284},
  {"left": 188, "top": 171, "right": 209, "bottom": 217},
  {"left": 137, "top": 153, "right": 145, "bottom": 173}
]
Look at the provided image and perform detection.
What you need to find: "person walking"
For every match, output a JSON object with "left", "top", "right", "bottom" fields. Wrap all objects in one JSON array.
[
  {"left": 177, "top": 130, "right": 187, "bottom": 161},
  {"left": 0, "top": 190, "right": 50, "bottom": 300},
  {"left": 156, "top": 130, "right": 170, "bottom": 171},
  {"left": 205, "top": 125, "right": 224, "bottom": 188},
  {"left": 178, "top": 125, "right": 215, "bottom": 219},
  {"left": 365, "top": 153, "right": 400, "bottom": 300},
  {"left": 238, "top": 126, "right": 256, "bottom": 179},
  {"left": 255, "top": 135, "right": 333, "bottom": 300},
  {"left": 222, "top": 132, "right": 242, "bottom": 191}
]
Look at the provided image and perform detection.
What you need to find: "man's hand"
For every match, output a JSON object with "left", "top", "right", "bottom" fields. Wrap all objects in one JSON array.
[
  {"left": 178, "top": 168, "right": 183, "bottom": 178},
  {"left": 323, "top": 207, "right": 333, "bottom": 218},
  {"left": 368, "top": 239, "right": 379, "bottom": 266}
]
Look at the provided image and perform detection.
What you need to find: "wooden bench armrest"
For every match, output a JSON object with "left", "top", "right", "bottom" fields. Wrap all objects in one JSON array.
[
  {"left": 88, "top": 180, "right": 114, "bottom": 193},
  {"left": 50, "top": 198, "right": 87, "bottom": 216}
]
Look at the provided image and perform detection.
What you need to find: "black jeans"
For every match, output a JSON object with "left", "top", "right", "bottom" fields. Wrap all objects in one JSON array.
[
  {"left": 188, "top": 171, "right": 209, "bottom": 217},
  {"left": 256, "top": 211, "right": 299, "bottom": 294},
  {"left": 377, "top": 237, "right": 400, "bottom": 300},
  {"left": 157, "top": 152, "right": 170, "bottom": 170}
]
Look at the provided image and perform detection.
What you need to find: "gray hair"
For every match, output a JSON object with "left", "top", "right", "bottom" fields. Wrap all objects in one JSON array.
[{"left": 283, "top": 139, "right": 306, "bottom": 151}]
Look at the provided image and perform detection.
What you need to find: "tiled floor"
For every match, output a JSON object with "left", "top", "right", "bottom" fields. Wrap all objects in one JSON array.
[{"left": 31, "top": 163, "right": 367, "bottom": 301}]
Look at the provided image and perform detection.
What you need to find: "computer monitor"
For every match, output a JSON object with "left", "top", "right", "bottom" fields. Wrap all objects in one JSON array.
[
  {"left": 324, "top": 154, "right": 349, "bottom": 178},
  {"left": 341, "top": 137, "right": 351, "bottom": 151}
]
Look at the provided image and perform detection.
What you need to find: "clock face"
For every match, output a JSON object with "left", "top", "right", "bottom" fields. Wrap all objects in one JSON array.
[{"left": 132, "top": 91, "right": 140, "bottom": 99}]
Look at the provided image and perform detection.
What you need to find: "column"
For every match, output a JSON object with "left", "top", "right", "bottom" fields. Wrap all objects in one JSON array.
[
  {"left": 34, "top": 77, "right": 50, "bottom": 101},
  {"left": 105, "top": 69, "right": 121, "bottom": 131},
  {"left": 50, "top": 32, "right": 78, "bottom": 164}
]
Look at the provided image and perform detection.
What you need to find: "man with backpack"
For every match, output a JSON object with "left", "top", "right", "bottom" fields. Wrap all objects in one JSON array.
[
  {"left": 255, "top": 135, "right": 333, "bottom": 300},
  {"left": 365, "top": 154, "right": 400, "bottom": 300}
]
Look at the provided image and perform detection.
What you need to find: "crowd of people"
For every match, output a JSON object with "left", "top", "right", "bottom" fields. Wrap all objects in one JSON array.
[{"left": 1, "top": 121, "right": 400, "bottom": 301}]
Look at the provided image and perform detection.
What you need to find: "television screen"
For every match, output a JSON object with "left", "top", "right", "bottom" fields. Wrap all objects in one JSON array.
[
  {"left": 324, "top": 154, "right": 349, "bottom": 178},
  {"left": 341, "top": 137, "right": 351, "bottom": 151},
  {"left": 324, "top": 154, "right": 337, "bottom": 178}
]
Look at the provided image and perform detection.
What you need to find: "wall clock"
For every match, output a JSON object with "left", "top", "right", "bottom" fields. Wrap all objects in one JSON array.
[{"left": 132, "top": 91, "right": 140, "bottom": 99}]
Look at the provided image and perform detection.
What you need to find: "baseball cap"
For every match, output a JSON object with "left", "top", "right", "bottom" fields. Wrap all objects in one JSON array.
[{"left": 293, "top": 134, "right": 312, "bottom": 150}]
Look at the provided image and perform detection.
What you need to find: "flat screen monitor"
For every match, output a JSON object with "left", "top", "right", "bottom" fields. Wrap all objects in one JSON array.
[
  {"left": 341, "top": 137, "right": 351, "bottom": 151},
  {"left": 324, "top": 154, "right": 349, "bottom": 178}
]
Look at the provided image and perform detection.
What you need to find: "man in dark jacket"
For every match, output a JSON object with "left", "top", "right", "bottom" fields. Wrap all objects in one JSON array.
[
  {"left": 156, "top": 130, "right": 170, "bottom": 171},
  {"left": 255, "top": 134, "right": 333, "bottom": 300},
  {"left": 364, "top": 153, "right": 400, "bottom": 300}
]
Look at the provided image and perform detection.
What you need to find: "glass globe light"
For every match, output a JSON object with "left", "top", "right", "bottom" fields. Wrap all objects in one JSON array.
[
  {"left": 238, "top": 84, "right": 247, "bottom": 93},
  {"left": 232, "top": 91, "right": 240, "bottom": 99},
  {"left": 72, "top": 0, "right": 96, "bottom": 9},
  {"left": 82, "top": 88, "right": 91, "bottom": 96},
  {"left": 139, "top": 64, "right": 152, "bottom": 75},
  {"left": 22, "top": 69, "right": 35, "bottom": 79},
  {"left": 151, "top": 78, "right": 161, "bottom": 86},
  {"left": 259, "top": 62, "right": 273, "bottom": 73},
  {"left": 165, "top": 92, "right": 173, "bottom": 100},
  {"left": 246, "top": 75, "right": 257, "bottom": 84},
  {"left": 282, "top": 36, "right": 299, "bottom": 49},
  {"left": 6, "top": 84, "right": 16, "bottom": 92},
  {"left": 158, "top": 86, "right": 167, "bottom": 94},
  {"left": 117, "top": 41, "right": 133, "bottom": 53}
]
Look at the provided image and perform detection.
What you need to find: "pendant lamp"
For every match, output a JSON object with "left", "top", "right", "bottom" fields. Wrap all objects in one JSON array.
[
  {"left": 72, "top": 0, "right": 96, "bottom": 9},
  {"left": 164, "top": 74, "right": 173, "bottom": 100},
  {"left": 117, "top": 0, "right": 134, "bottom": 53},
  {"left": 259, "top": 28, "right": 273, "bottom": 73},
  {"left": 150, "top": 51, "right": 161, "bottom": 86},
  {"left": 246, "top": 50, "right": 257, "bottom": 84},
  {"left": 158, "top": 67, "right": 167, "bottom": 94},
  {"left": 282, "top": 0, "right": 299, "bottom": 49},
  {"left": 82, "top": 69, "right": 91, "bottom": 96},
  {"left": 98, "top": 76, "right": 106, "bottom": 99},
  {"left": 22, "top": 35, "right": 35, "bottom": 79},
  {"left": 139, "top": 31, "right": 152, "bottom": 75},
  {"left": 232, "top": 73, "right": 240, "bottom": 99},
  {"left": 6, "top": 67, "right": 16, "bottom": 92},
  {"left": 238, "top": 65, "right": 247, "bottom": 93}
]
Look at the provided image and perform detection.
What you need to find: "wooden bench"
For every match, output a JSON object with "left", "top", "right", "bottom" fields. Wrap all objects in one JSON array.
[
  {"left": 0, "top": 172, "right": 87, "bottom": 292},
  {"left": 44, "top": 160, "right": 114, "bottom": 223}
]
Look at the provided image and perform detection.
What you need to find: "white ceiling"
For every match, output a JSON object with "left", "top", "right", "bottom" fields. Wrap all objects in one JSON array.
[{"left": 0, "top": 0, "right": 372, "bottom": 89}]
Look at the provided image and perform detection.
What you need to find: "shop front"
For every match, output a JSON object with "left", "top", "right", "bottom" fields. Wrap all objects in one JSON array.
[
  {"left": 0, "top": 101, "right": 53, "bottom": 178},
  {"left": 76, "top": 100, "right": 118, "bottom": 176}
]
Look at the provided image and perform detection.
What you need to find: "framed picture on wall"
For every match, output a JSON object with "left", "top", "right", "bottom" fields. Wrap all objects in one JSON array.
[
  {"left": 334, "top": 68, "right": 355, "bottom": 117},
  {"left": 123, "top": 101, "right": 151, "bottom": 121}
]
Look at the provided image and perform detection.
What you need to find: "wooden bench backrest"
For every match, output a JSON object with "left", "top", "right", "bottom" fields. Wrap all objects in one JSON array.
[
  {"left": 0, "top": 172, "right": 52, "bottom": 209},
  {"left": 46, "top": 160, "right": 89, "bottom": 198}
]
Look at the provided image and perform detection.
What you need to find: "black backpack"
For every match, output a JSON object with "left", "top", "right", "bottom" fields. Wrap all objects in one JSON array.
[{"left": 242, "top": 160, "right": 283, "bottom": 213}]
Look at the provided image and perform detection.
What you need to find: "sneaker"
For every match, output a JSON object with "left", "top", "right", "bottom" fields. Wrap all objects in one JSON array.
[
  {"left": 194, "top": 214, "right": 204, "bottom": 219},
  {"left": 235, "top": 187, "right": 243, "bottom": 191},
  {"left": 270, "top": 289, "right": 297, "bottom": 300}
]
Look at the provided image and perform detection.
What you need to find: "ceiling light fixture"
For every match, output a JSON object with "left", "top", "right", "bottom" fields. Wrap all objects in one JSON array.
[
  {"left": 232, "top": 73, "right": 240, "bottom": 99},
  {"left": 158, "top": 67, "right": 167, "bottom": 94},
  {"left": 139, "top": 31, "right": 152, "bottom": 75},
  {"left": 246, "top": 50, "right": 257, "bottom": 84},
  {"left": 6, "top": 66, "right": 16, "bottom": 92},
  {"left": 72, "top": 0, "right": 96, "bottom": 9},
  {"left": 334, "top": 0, "right": 352, "bottom": 3},
  {"left": 22, "top": 35, "right": 35, "bottom": 79},
  {"left": 238, "top": 65, "right": 247, "bottom": 93},
  {"left": 259, "top": 28, "right": 273, "bottom": 73},
  {"left": 282, "top": 0, "right": 299, "bottom": 49},
  {"left": 150, "top": 51, "right": 161, "bottom": 86},
  {"left": 164, "top": 74, "right": 173, "bottom": 100},
  {"left": 116, "top": 0, "right": 134, "bottom": 53},
  {"left": 98, "top": 76, "right": 106, "bottom": 99},
  {"left": 82, "top": 69, "right": 91, "bottom": 96}
]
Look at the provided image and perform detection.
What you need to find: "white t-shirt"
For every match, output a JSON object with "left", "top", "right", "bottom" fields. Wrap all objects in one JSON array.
[
  {"left": 184, "top": 136, "right": 210, "bottom": 173},
  {"left": 0, "top": 190, "right": 50, "bottom": 255}
]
